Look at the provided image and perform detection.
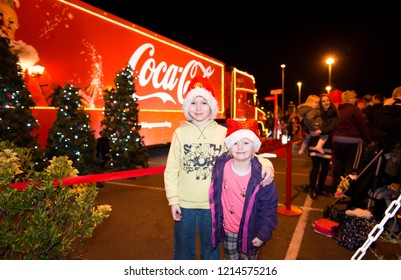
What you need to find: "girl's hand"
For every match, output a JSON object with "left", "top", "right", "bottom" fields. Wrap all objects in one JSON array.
[{"left": 252, "top": 237, "right": 263, "bottom": 247}]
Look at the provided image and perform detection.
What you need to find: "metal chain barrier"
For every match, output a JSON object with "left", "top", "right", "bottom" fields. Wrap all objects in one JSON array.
[{"left": 352, "top": 193, "right": 401, "bottom": 260}]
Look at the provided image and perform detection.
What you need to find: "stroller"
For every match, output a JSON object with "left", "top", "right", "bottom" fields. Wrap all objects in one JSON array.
[
  {"left": 324, "top": 142, "right": 387, "bottom": 221},
  {"left": 324, "top": 142, "right": 401, "bottom": 247}
]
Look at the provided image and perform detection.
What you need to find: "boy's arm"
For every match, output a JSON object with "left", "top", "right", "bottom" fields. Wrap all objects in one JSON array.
[
  {"left": 164, "top": 132, "right": 181, "bottom": 206},
  {"left": 255, "top": 154, "right": 274, "bottom": 186}
]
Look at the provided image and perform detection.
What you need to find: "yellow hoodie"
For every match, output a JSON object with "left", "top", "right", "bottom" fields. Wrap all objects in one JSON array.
[{"left": 164, "top": 120, "right": 227, "bottom": 209}]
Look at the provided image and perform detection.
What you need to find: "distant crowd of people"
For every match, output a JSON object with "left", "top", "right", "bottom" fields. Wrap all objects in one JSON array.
[{"left": 282, "top": 88, "right": 401, "bottom": 214}]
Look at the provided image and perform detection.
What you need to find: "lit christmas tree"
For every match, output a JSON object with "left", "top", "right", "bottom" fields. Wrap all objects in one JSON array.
[
  {"left": 100, "top": 64, "right": 149, "bottom": 170},
  {"left": 45, "top": 83, "right": 99, "bottom": 175},
  {"left": 0, "top": 36, "right": 45, "bottom": 167}
]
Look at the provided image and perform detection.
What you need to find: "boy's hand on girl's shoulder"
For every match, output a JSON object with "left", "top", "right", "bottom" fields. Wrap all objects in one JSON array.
[{"left": 260, "top": 166, "right": 274, "bottom": 186}]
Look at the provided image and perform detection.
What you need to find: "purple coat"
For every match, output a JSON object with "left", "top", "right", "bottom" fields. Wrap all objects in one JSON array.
[{"left": 209, "top": 152, "right": 278, "bottom": 257}]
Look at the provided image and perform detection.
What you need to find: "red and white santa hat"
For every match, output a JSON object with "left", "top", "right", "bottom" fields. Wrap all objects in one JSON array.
[
  {"left": 183, "top": 76, "right": 218, "bottom": 120},
  {"left": 225, "top": 118, "right": 261, "bottom": 152}
]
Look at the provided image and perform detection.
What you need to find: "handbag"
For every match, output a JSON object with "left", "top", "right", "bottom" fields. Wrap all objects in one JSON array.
[
  {"left": 385, "top": 143, "right": 401, "bottom": 177},
  {"left": 336, "top": 215, "right": 376, "bottom": 250}
]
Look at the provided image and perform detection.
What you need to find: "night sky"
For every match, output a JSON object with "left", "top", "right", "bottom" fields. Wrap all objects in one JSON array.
[{"left": 82, "top": 1, "right": 401, "bottom": 109}]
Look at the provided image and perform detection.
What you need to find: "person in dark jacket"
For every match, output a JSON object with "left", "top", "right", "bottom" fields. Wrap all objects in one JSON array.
[
  {"left": 380, "top": 88, "right": 401, "bottom": 161},
  {"left": 377, "top": 88, "right": 401, "bottom": 199},
  {"left": 329, "top": 90, "right": 372, "bottom": 202},
  {"left": 368, "top": 87, "right": 401, "bottom": 221},
  {"left": 363, "top": 93, "right": 384, "bottom": 143},
  {"left": 307, "top": 93, "right": 339, "bottom": 199},
  {"left": 209, "top": 118, "right": 278, "bottom": 260}
]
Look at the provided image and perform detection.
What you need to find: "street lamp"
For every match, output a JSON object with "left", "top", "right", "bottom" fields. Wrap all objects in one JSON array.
[
  {"left": 326, "top": 57, "right": 334, "bottom": 87},
  {"left": 326, "top": 85, "right": 332, "bottom": 93},
  {"left": 281, "top": 64, "right": 286, "bottom": 114},
  {"left": 297, "top": 82, "right": 302, "bottom": 106}
]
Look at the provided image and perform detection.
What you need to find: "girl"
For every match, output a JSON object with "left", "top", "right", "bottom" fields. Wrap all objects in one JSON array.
[
  {"left": 298, "top": 94, "right": 328, "bottom": 154},
  {"left": 209, "top": 118, "right": 278, "bottom": 260}
]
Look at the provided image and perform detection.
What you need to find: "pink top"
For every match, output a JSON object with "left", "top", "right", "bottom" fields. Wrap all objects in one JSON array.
[{"left": 221, "top": 159, "right": 251, "bottom": 234}]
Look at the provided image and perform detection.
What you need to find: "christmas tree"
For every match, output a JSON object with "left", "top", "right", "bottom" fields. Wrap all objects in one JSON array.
[
  {"left": 100, "top": 64, "right": 149, "bottom": 170},
  {"left": 0, "top": 36, "right": 45, "bottom": 167},
  {"left": 45, "top": 83, "right": 99, "bottom": 175}
]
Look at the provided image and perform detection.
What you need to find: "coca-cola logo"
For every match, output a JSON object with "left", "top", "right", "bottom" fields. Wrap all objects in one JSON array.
[{"left": 128, "top": 43, "right": 215, "bottom": 104}]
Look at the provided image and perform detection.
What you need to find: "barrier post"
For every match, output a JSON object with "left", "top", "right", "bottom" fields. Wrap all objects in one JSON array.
[{"left": 277, "top": 140, "right": 302, "bottom": 216}]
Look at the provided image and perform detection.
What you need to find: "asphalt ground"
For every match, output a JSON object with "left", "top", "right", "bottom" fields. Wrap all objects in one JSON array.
[{"left": 78, "top": 142, "right": 401, "bottom": 260}]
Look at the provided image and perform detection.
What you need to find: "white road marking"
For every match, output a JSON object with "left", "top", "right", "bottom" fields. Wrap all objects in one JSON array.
[{"left": 284, "top": 195, "right": 316, "bottom": 260}]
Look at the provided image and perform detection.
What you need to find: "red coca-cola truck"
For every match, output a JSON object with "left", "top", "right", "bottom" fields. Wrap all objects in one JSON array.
[{"left": 10, "top": 0, "right": 266, "bottom": 147}]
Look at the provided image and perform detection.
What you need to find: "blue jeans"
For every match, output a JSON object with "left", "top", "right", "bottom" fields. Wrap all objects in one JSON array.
[{"left": 173, "top": 208, "right": 220, "bottom": 260}]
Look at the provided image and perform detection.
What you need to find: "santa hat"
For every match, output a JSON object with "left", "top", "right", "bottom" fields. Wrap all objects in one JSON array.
[
  {"left": 225, "top": 118, "right": 261, "bottom": 152},
  {"left": 183, "top": 76, "right": 218, "bottom": 120}
]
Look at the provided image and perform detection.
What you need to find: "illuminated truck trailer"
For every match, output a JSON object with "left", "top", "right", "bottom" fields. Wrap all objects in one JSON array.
[{"left": 10, "top": 0, "right": 266, "bottom": 147}]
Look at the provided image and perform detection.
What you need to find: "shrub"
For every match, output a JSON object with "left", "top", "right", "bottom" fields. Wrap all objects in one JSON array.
[{"left": 0, "top": 141, "right": 111, "bottom": 259}]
